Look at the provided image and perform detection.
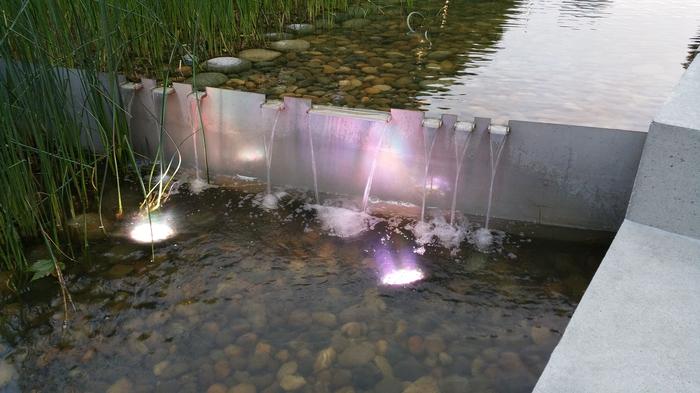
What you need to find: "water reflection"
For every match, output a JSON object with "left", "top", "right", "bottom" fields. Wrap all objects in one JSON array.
[{"left": 684, "top": 29, "right": 700, "bottom": 69}]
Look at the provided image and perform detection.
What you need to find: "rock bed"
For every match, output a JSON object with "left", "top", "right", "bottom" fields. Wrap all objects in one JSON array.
[
  {"left": 169, "top": 10, "right": 477, "bottom": 112},
  {"left": 0, "top": 187, "right": 605, "bottom": 393}
]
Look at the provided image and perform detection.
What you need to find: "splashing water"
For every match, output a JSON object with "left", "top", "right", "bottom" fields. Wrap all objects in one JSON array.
[
  {"left": 361, "top": 123, "right": 388, "bottom": 212},
  {"left": 411, "top": 215, "right": 467, "bottom": 252},
  {"left": 420, "top": 126, "right": 439, "bottom": 222},
  {"left": 308, "top": 203, "right": 381, "bottom": 238}
]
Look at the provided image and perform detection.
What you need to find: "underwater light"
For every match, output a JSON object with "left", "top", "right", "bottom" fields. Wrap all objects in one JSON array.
[
  {"left": 381, "top": 268, "right": 425, "bottom": 286},
  {"left": 129, "top": 221, "right": 175, "bottom": 243}
]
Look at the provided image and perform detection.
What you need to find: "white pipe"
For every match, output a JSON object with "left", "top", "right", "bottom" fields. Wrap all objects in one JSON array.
[{"left": 422, "top": 117, "right": 442, "bottom": 129}]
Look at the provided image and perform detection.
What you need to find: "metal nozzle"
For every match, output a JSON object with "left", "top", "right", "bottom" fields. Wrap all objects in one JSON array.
[{"left": 422, "top": 117, "right": 442, "bottom": 129}]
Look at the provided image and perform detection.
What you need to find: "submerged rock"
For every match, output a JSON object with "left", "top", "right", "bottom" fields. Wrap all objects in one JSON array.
[
  {"left": 270, "top": 40, "right": 311, "bottom": 52},
  {"left": 204, "top": 57, "right": 252, "bottom": 73},
  {"left": 185, "top": 72, "right": 228, "bottom": 90},
  {"left": 402, "top": 376, "right": 440, "bottom": 393},
  {"left": 238, "top": 49, "right": 282, "bottom": 63},
  {"left": 0, "top": 360, "right": 17, "bottom": 389},
  {"left": 427, "top": 50, "right": 454, "bottom": 61},
  {"left": 342, "top": 18, "right": 370, "bottom": 29},
  {"left": 338, "top": 342, "right": 375, "bottom": 367},
  {"left": 67, "top": 212, "right": 112, "bottom": 239},
  {"left": 313, "top": 347, "right": 336, "bottom": 372},
  {"left": 279, "top": 374, "right": 306, "bottom": 391},
  {"left": 264, "top": 32, "right": 294, "bottom": 41},
  {"left": 286, "top": 23, "right": 315, "bottom": 35},
  {"left": 106, "top": 377, "right": 132, "bottom": 393}
]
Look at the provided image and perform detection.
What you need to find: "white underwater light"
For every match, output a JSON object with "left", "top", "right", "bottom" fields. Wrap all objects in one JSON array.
[
  {"left": 129, "top": 222, "right": 175, "bottom": 243},
  {"left": 381, "top": 268, "right": 425, "bottom": 286}
]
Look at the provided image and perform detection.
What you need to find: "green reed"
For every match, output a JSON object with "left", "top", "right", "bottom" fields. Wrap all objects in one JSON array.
[{"left": 1, "top": 0, "right": 376, "bottom": 300}]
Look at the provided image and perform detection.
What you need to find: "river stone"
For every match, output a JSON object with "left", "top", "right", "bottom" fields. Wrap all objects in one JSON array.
[
  {"left": 427, "top": 50, "right": 454, "bottom": 61},
  {"left": 0, "top": 360, "right": 16, "bottom": 389},
  {"left": 185, "top": 73, "right": 228, "bottom": 90},
  {"left": 279, "top": 374, "right": 306, "bottom": 391},
  {"left": 238, "top": 49, "right": 282, "bottom": 62},
  {"left": 402, "top": 376, "right": 440, "bottom": 393},
  {"left": 277, "top": 361, "right": 298, "bottom": 380},
  {"left": 342, "top": 18, "right": 370, "bottom": 29},
  {"left": 394, "top": 357, "right": 426, "bottom": 381},
  {"left": 440, "top": 375, "right": 470, "bottom": 393},
  {"left": 286, "top": 23, "right": 315, "bottom": 35},
  {"left": 265, "top": 32, "right": 294, "bottom": 41},
  {"left": 204, "top": 57, "right": 251, "bottom": 73},
  {"left": 270, "top": 40, "right": 311, "bottom": 52},
  {"left": 230, "top": 383, "right": 257, "bottom": 393},
  {"left": 338, "top": 342, "right": 375, "bottom": 367},
  {"left": 106, "top": 377, "right": 132, "bottom": 393},
  {"left": 312, "top": 311, "right": 337, "bottom": 327},
  {"left": 68, "top": 212, "right": 112, "bottom": 239},
  {"left": 375, "top": 377, "right": 402, "bottom": 393},
  {"left": 314, "top": 347, "right": 336, "bottom": 372}
]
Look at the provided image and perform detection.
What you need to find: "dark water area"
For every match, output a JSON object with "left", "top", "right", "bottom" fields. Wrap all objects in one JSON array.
[
  {"left": 0, "top": 185, "right": 609, "bottom": 393},
  {"left": 183, "top": 0, "right": 700, "bottom": 130}
]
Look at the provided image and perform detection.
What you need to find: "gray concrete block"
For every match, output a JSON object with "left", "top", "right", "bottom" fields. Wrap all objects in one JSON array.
[
  {"left": 534, "top": 220, "right": 700, "bottom": 393},
  {"left": 627, "top": 122, "right": 700, "bottom": 239}
]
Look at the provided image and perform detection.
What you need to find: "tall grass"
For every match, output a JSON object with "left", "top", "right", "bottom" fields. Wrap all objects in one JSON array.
[{"left": 0, "top": 0, "right": 354, "bottom": 307}]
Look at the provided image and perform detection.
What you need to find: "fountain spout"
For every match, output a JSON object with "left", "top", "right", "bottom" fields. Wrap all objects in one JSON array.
[{"left": 449, "top": 120, "right": 475, "bottom": 226}]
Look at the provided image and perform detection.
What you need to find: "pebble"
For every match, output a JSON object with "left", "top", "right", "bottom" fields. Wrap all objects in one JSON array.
[
  {"left": 106, "top": 377, "right": 132, "bottom": 393},
  {"left": 340, "top": 322, "right": 366, "bottom": 338},
  {"left": 206, "top": 384, "right": 228, "bottom": 393},
  {"left": 312, "top": 311, "right": 337, "bottom": 327},
  {"left": 407, "top": 336, "right": 424, "bottom": 355},
  {"left": 402, "top": 376, "right": 440, "bottom": 393},
  {"left": 342, "top": 18, "right": 370, "bottom": 29},
  {"left": 0, "top": 360, "right": 16, "bottom": 388},
  {"left": 531, "top": 325, "right": 553, "bottom": 345},
  {"left": 361, "top": 66, "right": 378, "bottom": 74},
  {"left": 439, "top": 375, "right": 470, "bottom": 393},
  {"left": 338, "top": 342, "right": 375, "bottom": 367},
  {"left": 238, "top": 49, "right": 282, "bottom": 62},
  {"left": 286, "top": 23, "right": 315, "bottom": 35},
  {"left": 205, "top": 57, "right": 252, "bottom": 73},
  {"left": 424, "top": 334, "right": 446, "bottom": 355},
  {"left": 185, "top": 72, "right": 228, "bottom": 90},
  {"left": 373, "top": 356, "right": 393, "bottom": 378},
  {"left": 277, "top": 361, "right": 298, "bottom": 380},
  {"left": 270, "top": 40, "right": 311, "bottom": 52},
  {"left": 427, "top": 50, "right": 454, "bottom": 61},
  {"left": 313, "top": 347, "right": 336, "bottom": 372},
  {"left": 279, "top": 374, "right": 306, "bottom": 391},
  {"left": 230, "top": 382, "right": 257, "bottom": 393}
]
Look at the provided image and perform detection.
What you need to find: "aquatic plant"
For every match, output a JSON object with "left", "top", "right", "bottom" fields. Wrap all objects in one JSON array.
[{"left": 0, "top": 0, "right": 353, "bottom": 298}]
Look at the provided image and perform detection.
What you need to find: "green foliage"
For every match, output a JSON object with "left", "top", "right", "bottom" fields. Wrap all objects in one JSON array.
[
  {"left": 0, "top": 0, "right": 356, "bottom": 288},
  {"left": 29, "top": 259, "right": 65, "bottom": 282}
]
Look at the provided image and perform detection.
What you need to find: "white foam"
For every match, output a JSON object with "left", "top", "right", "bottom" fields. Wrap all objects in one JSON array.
[
  {"left": 309, "top": 204, "right": 381, "bottom": 238},
  {"left": 469, "top": 227, "right": 506, "bottom": 252},
  {"left": 253, "top": 191, "right": 288, "bottom": 210},
  {"left": 411, "top": 215, "right": 467, "bottom": 250}
]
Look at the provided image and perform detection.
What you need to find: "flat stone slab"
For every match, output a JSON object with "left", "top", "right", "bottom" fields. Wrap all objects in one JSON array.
[
  {"left": 238, "top": 49, "right": 282, "bottom": 62},
  {"left": 286, "top": 23, "right": 315, "bottom": 35},
  {"left": 204, "top": 57, "right": 251, "bottom": 73},
  {"left": 270, "top": 39, "right": 310, "bottom": 52},
  {"left": 184, "top": 72, "right": 228, "bottom": 90},
  {"left": 534, "top": 220, "right": 700, "bottom": 393}
]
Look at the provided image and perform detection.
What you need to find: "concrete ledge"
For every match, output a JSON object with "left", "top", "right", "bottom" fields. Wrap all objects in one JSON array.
[{"left": 534, "top": 220, "right": 700, "bottom": 393}]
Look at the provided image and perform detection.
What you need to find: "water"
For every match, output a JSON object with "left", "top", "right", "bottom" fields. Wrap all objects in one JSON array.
[
  {"left": 360, "top": 123, "right": 387, "bottom": 212},
  {"left": 182, "top": 0, "right": 700, "bottom": 131},
  {"left": 0, "top": 185, "right": 610, "bottom": 393},
  {"left": 485, "top": 131, "right": 509, "bottom": 232},
  {"left": 307, "top": 115, "right": 320, "bottom": 204},
  {"left": 420, "top": 126, "right": 439, "bottom": 222},
  {"left": 449, "top": 127, "right": 474, "bottom": 226},
  {"left": 187, "top": 92, "right": 204, "bottom": 181},
  {"left": 263, "top": 108, "right": 282, "bottom": 196}
]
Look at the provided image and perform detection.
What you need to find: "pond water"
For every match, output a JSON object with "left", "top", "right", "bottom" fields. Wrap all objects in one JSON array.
[
  {"left": 177, "top": 0, "right": 700, "bottom": 131},
  {"left": 0, "top": 185, "right": 609, "bottom": 393}
]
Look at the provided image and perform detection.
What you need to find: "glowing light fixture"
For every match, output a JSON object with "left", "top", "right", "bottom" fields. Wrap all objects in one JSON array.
[
  {"left": 129, "top": 220, "right": 175, "bottom": 243},
  {"left": 381, "top": 268, "right": 425, "bottom": 286}
]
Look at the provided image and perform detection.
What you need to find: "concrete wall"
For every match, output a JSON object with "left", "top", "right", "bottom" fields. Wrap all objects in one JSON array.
[
  {"left": 626, "top": 58, "right": 700, "bottom": 239},
  {"left": 534, "top": 55, "right": 700, "bottom": 393},
  {"left": 123, "top": 80, "right": 645, "bottom": 232}
]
